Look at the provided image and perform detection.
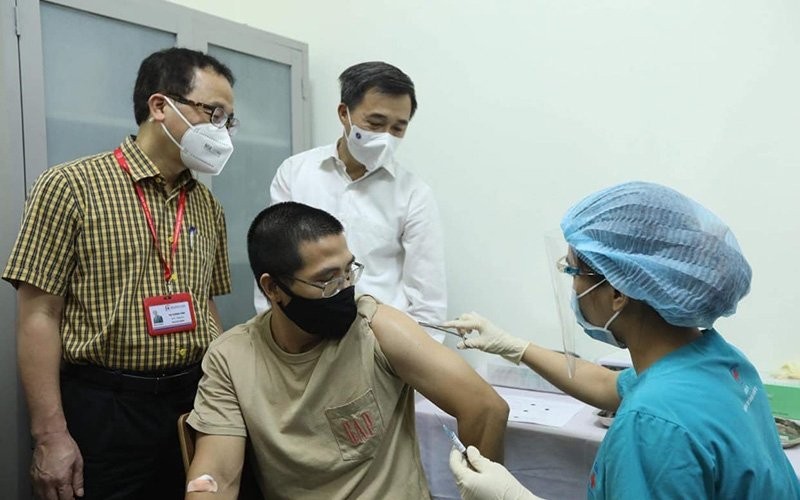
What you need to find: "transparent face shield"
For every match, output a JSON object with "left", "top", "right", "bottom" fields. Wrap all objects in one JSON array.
[{"left": 544, "top": 229, "right": 581, "bottom": 378}]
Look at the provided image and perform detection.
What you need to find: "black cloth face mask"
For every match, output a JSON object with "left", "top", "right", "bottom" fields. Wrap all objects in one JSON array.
[{"left": 275, "top": 280, "right": 357, "bottom": 340}]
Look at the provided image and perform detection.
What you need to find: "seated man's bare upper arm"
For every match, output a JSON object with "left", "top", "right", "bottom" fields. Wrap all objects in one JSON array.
[{"left": 370, "top": 305, "right": 508, "bottom": 422}]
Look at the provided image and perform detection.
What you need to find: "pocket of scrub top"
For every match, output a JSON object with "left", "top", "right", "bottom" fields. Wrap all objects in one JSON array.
[{"left": 325, "top": 390, "right": 384, "bottom": 461}]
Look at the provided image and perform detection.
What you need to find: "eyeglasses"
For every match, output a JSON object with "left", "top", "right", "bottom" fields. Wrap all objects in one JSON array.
[
  {"left": 556, "top": 255, "right": 600, "bottom": 277},
  {"left": 164, "top": 93, "right": 240, "bottom": 136},
  {"left": 293, "top": 262, "right": 364, "bottom": 298}
]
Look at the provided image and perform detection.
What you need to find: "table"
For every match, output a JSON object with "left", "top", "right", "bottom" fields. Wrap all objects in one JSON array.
[{"left": 415, "top": 386, "right": 800, "bottom": 500}]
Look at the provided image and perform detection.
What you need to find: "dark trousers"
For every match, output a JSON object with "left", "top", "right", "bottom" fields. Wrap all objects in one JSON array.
[{"left": 61, "top": 364, "right": 200, "bottom": 500}]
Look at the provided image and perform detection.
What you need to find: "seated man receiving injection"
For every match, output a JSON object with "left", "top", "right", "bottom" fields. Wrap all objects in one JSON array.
[{"left": 185, "top": 202, "right": 508, "bottom": 499}]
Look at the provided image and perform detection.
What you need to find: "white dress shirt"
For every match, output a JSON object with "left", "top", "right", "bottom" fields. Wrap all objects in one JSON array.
[{"left": 253, "top": 142, "right": 447, "bottom": 328}]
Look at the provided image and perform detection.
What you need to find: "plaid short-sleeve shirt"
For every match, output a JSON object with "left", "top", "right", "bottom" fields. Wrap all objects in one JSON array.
[{"left": 3, "top": 137, "right": 232, "bottom": 371}]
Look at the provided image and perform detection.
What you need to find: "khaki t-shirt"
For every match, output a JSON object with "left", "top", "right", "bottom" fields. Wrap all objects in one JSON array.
[{"left": 187, "top": 295, "right": 430, "bottom": 499}]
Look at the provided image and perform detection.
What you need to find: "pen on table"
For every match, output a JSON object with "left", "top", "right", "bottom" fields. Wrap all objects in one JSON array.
[{"left": 418, "top": 321, "right": 464, "bottom": 337}]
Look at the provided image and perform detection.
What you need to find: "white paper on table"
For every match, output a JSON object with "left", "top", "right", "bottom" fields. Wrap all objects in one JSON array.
[{"left": 502, "top": 393, "right": 585, "bottom": 427}]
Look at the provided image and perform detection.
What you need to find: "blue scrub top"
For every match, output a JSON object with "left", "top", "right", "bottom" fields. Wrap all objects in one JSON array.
[{"left": 588, "top": 329, "right": 800, "bottom": 499}]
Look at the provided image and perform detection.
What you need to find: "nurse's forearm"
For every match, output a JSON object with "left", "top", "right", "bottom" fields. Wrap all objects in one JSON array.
[{"left": 520, "top": 344, "right": 621, "bottom": 410}]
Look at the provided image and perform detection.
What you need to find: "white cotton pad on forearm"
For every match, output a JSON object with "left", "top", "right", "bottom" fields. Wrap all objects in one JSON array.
[{"left": 187, "top": 474, "right": 219, "bottom": 493}]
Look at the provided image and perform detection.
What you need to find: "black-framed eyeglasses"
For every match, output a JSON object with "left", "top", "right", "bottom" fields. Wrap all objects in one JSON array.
[
  {"left": 164, "top": 93, "right": 240, "bottom": 136},
  {"left": 293, "top": 262, "right": 364, "bottom": 298},
  {"left": 556, "top": 255, "right": 600, "bottom": 277}
]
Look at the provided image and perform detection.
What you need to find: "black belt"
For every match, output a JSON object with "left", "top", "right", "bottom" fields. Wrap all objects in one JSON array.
[{"left": 62, "top": 362, "right": 202, "bottom": 395}]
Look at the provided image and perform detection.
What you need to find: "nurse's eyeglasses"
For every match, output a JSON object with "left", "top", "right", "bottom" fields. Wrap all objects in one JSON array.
[{"left": 556, "top": 255, "right": 600, "bottom": 277}]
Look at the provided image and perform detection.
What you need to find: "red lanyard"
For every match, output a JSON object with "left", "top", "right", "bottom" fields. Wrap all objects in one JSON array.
[{"left": 114, "top": 148, "right": 186, "bottom": 284}]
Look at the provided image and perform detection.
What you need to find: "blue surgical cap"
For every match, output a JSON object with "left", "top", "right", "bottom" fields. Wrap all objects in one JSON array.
[{"left": 561, "top": 181, "right": 751, "bottom": 329}]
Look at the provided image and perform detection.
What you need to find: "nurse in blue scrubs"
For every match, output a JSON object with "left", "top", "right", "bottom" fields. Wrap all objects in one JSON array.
[{"left": 447, "top": 181, "right": 800, "bottom": 500}]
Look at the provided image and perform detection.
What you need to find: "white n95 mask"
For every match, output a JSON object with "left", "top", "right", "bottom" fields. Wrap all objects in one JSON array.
[
  {"left": 344, "top": 109, "right": 401, "bottom": 171},
  {"left": 161, "top": 97, "right": 234, "bottom": 176}
]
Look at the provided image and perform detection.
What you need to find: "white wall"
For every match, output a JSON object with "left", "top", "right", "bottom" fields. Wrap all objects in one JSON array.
[{"left": 171, "top": 0, "right": 800, "bottom": 373}]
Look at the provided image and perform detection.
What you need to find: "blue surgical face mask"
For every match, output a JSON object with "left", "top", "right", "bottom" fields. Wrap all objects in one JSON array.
[{"left": 570, "top": 279, "right": 626, "bottom": 348}]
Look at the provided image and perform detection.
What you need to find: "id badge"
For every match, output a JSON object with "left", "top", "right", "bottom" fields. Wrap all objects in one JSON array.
[{"left": 143, "top": 292, "right": 197, "bottom": 336}]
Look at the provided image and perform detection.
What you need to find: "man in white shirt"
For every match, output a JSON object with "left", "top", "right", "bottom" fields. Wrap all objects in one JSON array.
[{"left": 254, "top": 61, "right": 447, "bottom": 333}]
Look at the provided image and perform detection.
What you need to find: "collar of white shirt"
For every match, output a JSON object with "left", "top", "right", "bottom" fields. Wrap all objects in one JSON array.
[{"left": 325, "top": 140, "right": 399, "bottom": 179}]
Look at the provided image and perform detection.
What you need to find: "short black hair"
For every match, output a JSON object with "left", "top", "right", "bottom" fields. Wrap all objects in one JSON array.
[
  {"left": 248, "top": 202, "right": 345, "bottom": 293},
  {"left": 339, "top": 61, "right": 417, "bottom": 118},
  {"left": 132, "top": 47, "right": 235, "bottom": 125}
]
